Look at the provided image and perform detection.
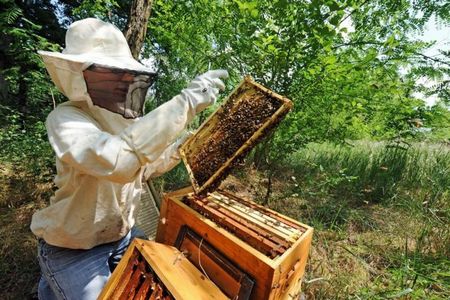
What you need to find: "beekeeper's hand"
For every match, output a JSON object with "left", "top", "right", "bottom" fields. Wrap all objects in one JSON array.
[
  {"left": 182, "top": 69, "right": 229, "bottom": 114},
  {"left": 171, "top": 130, "right": 193, "bottom": 158}
]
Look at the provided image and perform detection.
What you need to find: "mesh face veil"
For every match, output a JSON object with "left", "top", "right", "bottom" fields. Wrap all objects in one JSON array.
[{"left": 83, "top": 64, "right": 156, "bottom": 119}]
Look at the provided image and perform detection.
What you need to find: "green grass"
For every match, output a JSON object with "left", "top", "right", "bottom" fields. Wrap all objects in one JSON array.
[
  {"left": 286, "top": 141, "right": 449, "bottom": 205},
  {"left": 156, "top": 141, "right": 450, "bottom": 298},
  {"left": 262, "top": 141, "right": 450, "bottom": 299}
]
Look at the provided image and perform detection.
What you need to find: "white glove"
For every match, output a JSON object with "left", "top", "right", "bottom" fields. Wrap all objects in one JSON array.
[{"left": 182, "top": 69, "right": 229, "bottom": 114}]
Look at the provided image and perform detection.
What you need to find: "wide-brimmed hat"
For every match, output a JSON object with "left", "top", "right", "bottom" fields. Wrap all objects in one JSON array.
[{"left": 38, "top": 18, "right": 154, "bottom": 74}]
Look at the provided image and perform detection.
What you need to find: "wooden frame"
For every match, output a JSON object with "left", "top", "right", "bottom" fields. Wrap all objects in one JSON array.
[
  {"left": 175, "top": 226, "right": 254, "bottom": 300},
  {"left": 156, "top": 188, "right": 313, "bottom": 300},
  {"left": 179, "top": 76, "right": 293, "bottom": 194},
  {"left": 98, "top": 239, "right": 228, "bottom": 300},
  {"left": 101, "top": 77, "right": 312, "bottom": 300}
]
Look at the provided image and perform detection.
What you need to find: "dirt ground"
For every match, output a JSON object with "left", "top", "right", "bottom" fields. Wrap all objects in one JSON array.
[{"left": 0, "top": 164, "right": 51, "bottom": 299}]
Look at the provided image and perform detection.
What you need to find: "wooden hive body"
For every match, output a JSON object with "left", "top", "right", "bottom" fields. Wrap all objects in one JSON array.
[
  {"left": 98, "top": 238, "right": 228, "bottom": 300},
  {"left": 156, "top": 188, "right": 313, "bottom": 300}
]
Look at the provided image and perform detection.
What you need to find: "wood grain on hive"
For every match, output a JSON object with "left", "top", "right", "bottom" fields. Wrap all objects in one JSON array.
[
  {"left": 179, "top": 76, "right": 293, "bottom": 195},
  {"left": 98, "top": 239, "right": 228, "bottom": 300},
  {"left": 174, "top": 226, "right": 254, "bottom": 300},
  {"left": 156, "top": 188, "right": 313, "bottom": 300}
]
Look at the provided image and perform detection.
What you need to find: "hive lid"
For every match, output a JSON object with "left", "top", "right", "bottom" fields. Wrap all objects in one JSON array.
[{"left": 180, "top": 76, "right": 293, "bottom": 195}]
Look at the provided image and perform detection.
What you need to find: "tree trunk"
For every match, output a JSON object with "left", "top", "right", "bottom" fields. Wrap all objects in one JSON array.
[
  {"left": 123, "top": 0, "right": 162, "bottom": 214},
  {"left": 124, "top": 0, "right": 153, "bottom": 59}
]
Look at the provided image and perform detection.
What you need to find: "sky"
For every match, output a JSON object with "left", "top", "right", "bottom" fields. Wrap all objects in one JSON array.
[
  {"left": 414, "top": 18, "right": 450, "bottom": 106},
  {"left": 341, "top": 14, "right": 449, "bottom": 106},
  {"left": 420, "top": 18, "right": 450, "bottom": 57}
]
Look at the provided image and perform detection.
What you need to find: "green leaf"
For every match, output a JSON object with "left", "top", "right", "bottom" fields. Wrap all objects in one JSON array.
[
  {"left": 329, "top": 14, "right": 341, "bottom": 26},
  {"left": 323, "top": 55, "right": 337, "bottom": 65}
]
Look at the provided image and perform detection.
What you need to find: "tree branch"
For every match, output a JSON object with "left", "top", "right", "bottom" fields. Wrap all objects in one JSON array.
[{"left": 333, "top": 41, "right": 450, "bottom": 67}]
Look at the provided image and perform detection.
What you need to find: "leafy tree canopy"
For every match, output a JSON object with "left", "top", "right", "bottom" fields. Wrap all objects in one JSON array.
[{"left": 1, "top": 0, "right": 449, "bottom": 173}]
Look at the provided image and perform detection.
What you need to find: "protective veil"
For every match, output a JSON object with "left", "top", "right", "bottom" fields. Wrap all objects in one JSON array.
[{"left": 30, "top": 18, "right": 228, "bottom": 249}]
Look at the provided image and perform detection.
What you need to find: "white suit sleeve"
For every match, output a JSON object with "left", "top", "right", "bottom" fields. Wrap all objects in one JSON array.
[
  {"left": 120, "top": 70, "right": 228, "bottom": 165},
  {"left": 143, "top": 141, "right": 181, "bottom": 179},
  {"left": 120, "top": 94, "right": 195, "bottom": 164},
  {"left": 47, "top": 95, "right": 195, "bottom": 184},
  {"left": 46, "top": 105, "right": 143, "bottom": 184},
  {"left": 143, "top": 130, "right": 193, "bottom": 179}
]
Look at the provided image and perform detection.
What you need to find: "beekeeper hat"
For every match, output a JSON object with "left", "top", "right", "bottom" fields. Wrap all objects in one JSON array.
[
  {"left": 38, "top": 18, "right": 155, "bottom": 102},
  {"left": 38, "top": 18, "right": 153, "bottom": 74}
]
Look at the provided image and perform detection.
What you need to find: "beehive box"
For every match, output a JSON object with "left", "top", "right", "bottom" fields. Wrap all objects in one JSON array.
[
  {"left": 98, "top": 238, "right": 227, "bottom": 300},
  {"left": 156, "top": 188, "right": 313, "bottom": 300},
  {"left": 180, "top": 76, "right": 293, "bottom": 195},
  {"left": 174, "top": 224, "right": 255, "bottom": 300},
  {"left": 156, "top": 77, "right": 313, "bottom": 299}
]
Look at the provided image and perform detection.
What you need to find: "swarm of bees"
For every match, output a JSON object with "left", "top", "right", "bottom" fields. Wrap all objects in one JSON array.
[{"left": 187, "top": 84, "right": 283, "bottom": 191}]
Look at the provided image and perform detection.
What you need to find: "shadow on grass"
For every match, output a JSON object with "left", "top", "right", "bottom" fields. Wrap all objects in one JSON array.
[{"left": 0, "top": 164, "right": 51, "bottom": 299}]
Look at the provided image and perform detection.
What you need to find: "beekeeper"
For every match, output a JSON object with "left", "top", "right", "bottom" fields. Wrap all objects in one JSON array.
[{"left": 30, "top": 18, "right": 228, "bottom": 299}]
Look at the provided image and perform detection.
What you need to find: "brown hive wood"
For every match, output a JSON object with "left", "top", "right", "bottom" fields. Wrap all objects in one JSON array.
[
  {"left": 102, "top": 76, "right": 312, "bottom": 299},
  {"left": 156, "top": 188, "right": 313, "bottom": 300},
  {"left": 98, "top": 239, "right": 227, "bottom": 300}
]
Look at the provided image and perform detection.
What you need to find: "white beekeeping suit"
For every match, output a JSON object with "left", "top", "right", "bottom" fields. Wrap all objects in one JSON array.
[{"left": 30, "top": 18, "right": 228, "bottom": 250}]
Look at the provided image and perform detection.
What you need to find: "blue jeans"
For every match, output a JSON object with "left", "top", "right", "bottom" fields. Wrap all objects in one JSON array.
[{"left": 37, "top": 227, "right": 146, "bottom": 300}]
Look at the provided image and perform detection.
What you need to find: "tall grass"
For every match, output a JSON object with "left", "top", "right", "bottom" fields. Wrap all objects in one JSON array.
[
  {"left": 287, "top": 141, "right": 449, "bottom": 208},
  {"left": 276, "top": 141, "right": 450, "bottom": 298}
]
